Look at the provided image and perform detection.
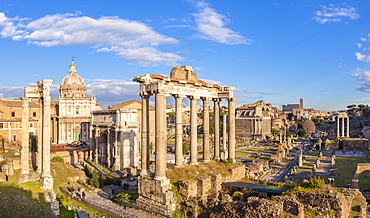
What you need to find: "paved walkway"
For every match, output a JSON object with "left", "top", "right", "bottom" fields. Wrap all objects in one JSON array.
[{"left": 79, "top": 187, "right": 161, "bottom": 218}]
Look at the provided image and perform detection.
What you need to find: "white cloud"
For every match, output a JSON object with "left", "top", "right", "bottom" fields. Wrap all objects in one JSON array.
[
  {"left": 0, "top": 12, "right": 25, "bottom": 37},
  {"left": 313, "top": 4, "right": 360, "bottom": 24},
  {"left": 97, "top": 46, "right": 184, "bottom": 66},
  {"left": 355, "top": 52, "right": 370, "bottom": 62},
  {"left": 85, "top": 79, "right": 140, "bottom": 107},
  {"left": 193, "top": 1, "right": 251, "bottom": 45},
  {"left": 352, "top": 68, "right": 370, "bottom": 92},
  {"left": 0, "top": 12, "right": 182, "bottom": 66}
]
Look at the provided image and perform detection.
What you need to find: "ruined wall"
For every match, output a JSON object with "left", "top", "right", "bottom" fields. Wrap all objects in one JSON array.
[
  {"left": 178, "top": 165, "right": 245, "bottom": 200},
  {"left": 340, "top": 138, "right": 370, "bottom": 150}
]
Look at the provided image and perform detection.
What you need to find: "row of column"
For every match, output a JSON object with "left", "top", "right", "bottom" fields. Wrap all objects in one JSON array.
[
  {"left": 337, "top": 116, "right": 349, "bottom": 137},
  {"left": 140, "top": 92, "right": 235, "bottom": 180}
]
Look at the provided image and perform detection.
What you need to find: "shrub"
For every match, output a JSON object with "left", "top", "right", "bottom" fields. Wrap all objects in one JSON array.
[
  {"left": 308, "top": 176, "right": 324, "bottom": 189},
  {"left": 116, "top": 192, "right": 131, "bottom": 200}
]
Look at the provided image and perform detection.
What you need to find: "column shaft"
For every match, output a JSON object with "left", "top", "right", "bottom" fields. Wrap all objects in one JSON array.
[
  {"left": 174, "top": 95, "right": 183, "bottom": 166},
  {"left": 346, "top": 117, "right": 349, "bottom": 137},
  {"left": 140, "top": 95, "right": 150, "bottom": 175},
  {"left": 189, "top": 96, "right": 198, "bottom": 164},
  {"left": 228, "top": 98, "right": 236, "bottom": 161},
  {"left": 214, "top": 99, "right": 220, "bottom": 160},
  {"left": 21, "top": 97, "right": 30, "bottom": 175},
  {"left": 202, "top": 98, "right": 210, "bottom": 161},
  {"left": 341, "top": 117, "right": 344, "bottom": 137},
  {"left": 155, "top": 93, "right": 167, "bottom": 180}
]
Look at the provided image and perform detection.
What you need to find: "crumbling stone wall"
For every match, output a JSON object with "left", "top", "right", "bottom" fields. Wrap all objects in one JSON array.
[
  {"left": 178, "top": 165, "right": 245, "bottom": 200},
  {"left": 340, "top": 138, "right": 370, "bottom": 150}
]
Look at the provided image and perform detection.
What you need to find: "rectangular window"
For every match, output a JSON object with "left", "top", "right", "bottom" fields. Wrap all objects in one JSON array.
[
  {"left": 33, "top": 112, "right": 36, "bottom": 117},
  {"left": 0, "top": 123, "right": 3, "bottom": 129},
  {"left": 11, "top": 112, "right": 15, "bottom": 117}
]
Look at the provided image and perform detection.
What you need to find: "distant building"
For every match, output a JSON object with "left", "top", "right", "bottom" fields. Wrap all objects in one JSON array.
[
  {"left": 109, "top": 100, "right": 155, "bottom": 146},
  {"left": 0, "top": 98, "right": 40, "bottom": 147},
  {"left": 282, "top": 98, "right": 304, "bottom": 112},
  {"left": 52, "top": 59, "right": 101, "bottom": 144},
  {"left": 90, "top": 108, "right": 140, "bottom": 170},
  {"left": 235, "top": 100, "right": 274, "bottom": 140}
]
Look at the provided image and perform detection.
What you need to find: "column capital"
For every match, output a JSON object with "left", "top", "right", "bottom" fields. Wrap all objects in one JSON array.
[
  {"left": 227, "top": 97, "right": 236, "bottom": 102},
  {"left": 187, "top": 95, "right": 198, "bottom": 100},
  {"left": 139, "top": 92, "right": 152, "bottom": 97},
  {"left": 212, "top": 98, "right": 221, "bottom": 102},
  {"left": 172, "top": 94, "right": 185, "bottom": 99},
  {"left": 200, "top": 96, "right": 210, "bottom": 101}
]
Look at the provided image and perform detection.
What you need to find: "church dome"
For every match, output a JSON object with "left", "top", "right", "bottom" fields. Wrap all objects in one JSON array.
[{"left": 59, "top": 59, "right": 87, "bottom": 99}]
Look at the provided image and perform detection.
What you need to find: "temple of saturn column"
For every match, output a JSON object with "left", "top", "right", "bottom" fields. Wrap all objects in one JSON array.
[
  {"left": 133, "top": 65, "right": 235, "bottom": 215},
  {"left": 22, "top": 79, "right": 56, "bottom": 202},
  {"left": 336, "top": 111, "right": 349, "bottom": 138}
]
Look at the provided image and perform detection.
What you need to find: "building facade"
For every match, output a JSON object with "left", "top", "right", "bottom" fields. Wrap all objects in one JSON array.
[
  {"left": 0, "top": 98, "right": 40, "bottom": 147},
  {"left": 52, "top": 59, "right": 101, "bottom": 144},
  {"left": 90, "top": 108, "right": 140, "bottom": 170}
]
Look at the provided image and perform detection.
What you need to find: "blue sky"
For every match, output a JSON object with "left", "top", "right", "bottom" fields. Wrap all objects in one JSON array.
[{"left": 0, "top": 0, "right": 370, "bottom": 111}]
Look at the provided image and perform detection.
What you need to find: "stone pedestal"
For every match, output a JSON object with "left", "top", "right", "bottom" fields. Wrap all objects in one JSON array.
[
  {"left": 137, "top": 176, "right": 176, "bottom": 216},
  {"left": 41, "top": 173, "right": 54, "bottom": 191}
]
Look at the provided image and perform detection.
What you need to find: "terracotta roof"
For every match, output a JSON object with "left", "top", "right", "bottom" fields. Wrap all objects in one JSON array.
[
  {"left": 108, "top": 100, "right": 154, "bottom": 110},
  {"left": 0, "top": 99, "right": 39, "bottom": 108}
]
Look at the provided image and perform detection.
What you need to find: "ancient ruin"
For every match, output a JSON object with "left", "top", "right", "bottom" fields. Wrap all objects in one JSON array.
[
  {"left": 134, "top": 65, "right": 235, "bottom": 215},
  {"left": 336, "top": 111, "right": 349, "bottom": 138}
]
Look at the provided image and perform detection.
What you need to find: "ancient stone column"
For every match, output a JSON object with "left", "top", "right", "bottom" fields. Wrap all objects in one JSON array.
[
  {"left": 346, "top": 117, "right": 349, "bottom": 137},
  {"left": 155, "top": 92, "right": 167, "bottom": 180},
  {"left": 228, "top": 98, "right": 236, "bottom": 161},
  {"left": 213, "top": 98, "right": 220, "bottom": 160},
  {"left": 202, "top": 97, "right": 210, "bottom": 162},
  {"left": 140, "top": 94, "right": 150, "bottom": 176},
  {"left": 174, "top": 94, "right": 183, "bottom": 166},
  {"left": 94, "top": 128, "right": 99, "bottom": 163},
  {"left": 189, "top": 96, "right": 198, "bottom": 165},
  {"left": 37, "top": 98, "right": 43, "bottom": 173},
  {"left": 19, "top": 97, "right": 30, "bottom": 183},
  {"left": 341, "top": 117, "right": 344, "bottom": 137},
  {"left": 298, "top": 148, "right": 303, "bottom": 167},
  {"left": 39, "top": 79, "right": 54, "bottom": 191},
  {"left": 222, "top": 114, "right": 227, "bottom": 160},
  {"left": 113, "top": 128, "right": 120, "bottom": 171},
  {"left": 337, "top": 117, "right": 340, "bottom": 138},
  {"left": 107, "top": 129, "right": 111, "bottom": 168}
]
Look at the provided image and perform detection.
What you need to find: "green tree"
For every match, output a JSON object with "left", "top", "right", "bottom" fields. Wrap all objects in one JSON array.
[
  {"left": 271, "top": 128, "right": 279, "bottom": 135},
  {"left": 298, "top": 128, "right": 308, "bottom": 137},
  {"left": 347, "top": 104, "right": 357, "bottom": 109}
]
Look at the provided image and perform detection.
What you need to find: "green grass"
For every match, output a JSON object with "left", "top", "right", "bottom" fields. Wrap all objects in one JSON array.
[
  {"left": 335, "top": 155, "right": 370, "bottom": 188},
  {"left": 166, "top": 160, "right": 242, "bottom": 184},
  {"left": 0, "top": 183, "right": 55, "bottom": 218}
]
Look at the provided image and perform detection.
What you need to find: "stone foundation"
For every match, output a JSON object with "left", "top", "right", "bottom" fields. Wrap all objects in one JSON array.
[
  {"left": 179, "top": 165, "right": 245, "bottom": 200},
  {"left": 136, "top": 176, "right": 176, "bottom": 216}
]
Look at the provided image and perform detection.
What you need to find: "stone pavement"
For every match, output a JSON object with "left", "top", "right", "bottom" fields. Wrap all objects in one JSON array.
[{"left": 80, "top": 187, "right": 161, "bottom": 218}]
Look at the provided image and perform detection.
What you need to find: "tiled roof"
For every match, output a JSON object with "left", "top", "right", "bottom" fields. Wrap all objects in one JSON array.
[
  {"left": 0, "top": 99, "right": 40, "bottom": 108},
  {"left": 108, "top": 100, "right": 154, "bottom": 110}
]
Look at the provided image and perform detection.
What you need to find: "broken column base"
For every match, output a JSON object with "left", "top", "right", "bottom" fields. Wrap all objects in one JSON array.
[
  {"left": 41, "top": 174, "right": 54, "bottom": 192},
  {"left": 18, "top": 173, "right": 30, "bottom": 184},
  {"left": 136, "top": 176, "right": 176, "bottom": 216}
]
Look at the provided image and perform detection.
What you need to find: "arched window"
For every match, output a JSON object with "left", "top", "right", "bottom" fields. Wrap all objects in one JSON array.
[
  {"left": 30, "top": 122, "right": 34, "bottom": 128},
  {"left": 13, "top": 134, "right": 17, "bottom": 142}
]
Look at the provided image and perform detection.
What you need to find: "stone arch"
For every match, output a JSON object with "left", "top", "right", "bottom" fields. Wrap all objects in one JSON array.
[{"left": 352, "top": 163, "right": 370, "bottom": 189}]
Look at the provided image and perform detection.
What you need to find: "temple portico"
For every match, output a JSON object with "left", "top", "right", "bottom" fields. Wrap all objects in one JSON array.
[
  {"left": 336, "top": 112, "right": 349, "bottom": 138},
  {"left": 134, "top": 66, "right": 235, "bottom": 215}
]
